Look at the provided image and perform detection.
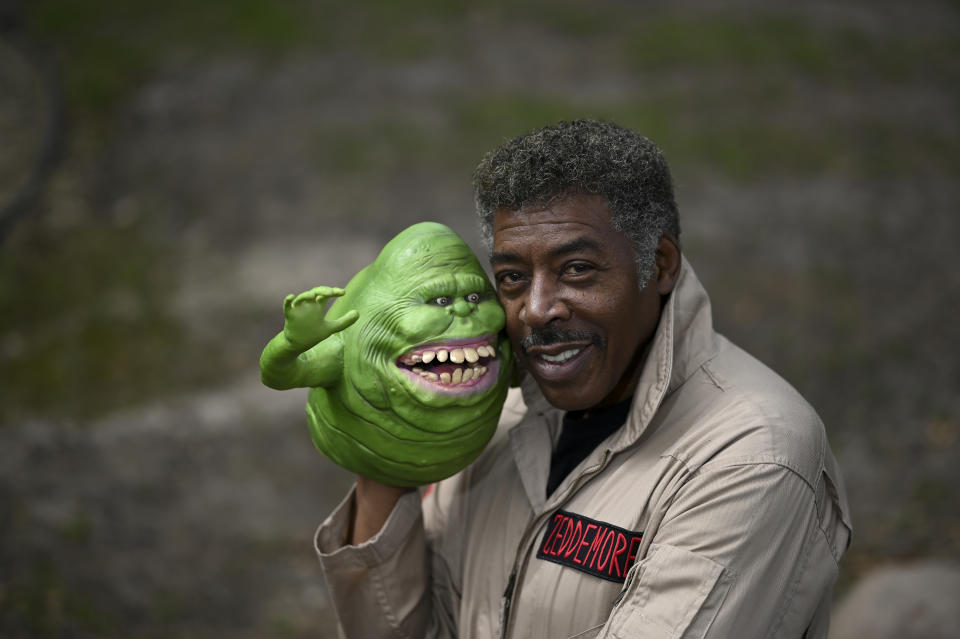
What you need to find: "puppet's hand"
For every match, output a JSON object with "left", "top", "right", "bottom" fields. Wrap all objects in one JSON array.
[{"left": 282, "top": 286, "right": 359, "bottom": 352}]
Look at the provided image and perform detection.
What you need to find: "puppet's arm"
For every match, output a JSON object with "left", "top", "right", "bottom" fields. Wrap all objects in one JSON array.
[{"left": 260, "top": 286, "right": 359, "bottom": 390}]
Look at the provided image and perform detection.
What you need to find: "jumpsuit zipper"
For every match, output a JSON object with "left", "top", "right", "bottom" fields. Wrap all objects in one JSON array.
[{"left": 498, "top": 449, "right": 613, "bottom": 639}]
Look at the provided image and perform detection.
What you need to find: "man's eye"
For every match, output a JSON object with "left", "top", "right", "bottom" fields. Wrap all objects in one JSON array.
[
  {"left": 498, "top": 272, "right": 524, "bottom": 286},
  {"left": 465, "top": 292, "right": 481, "bottom": 304},
  {"left": 564, "top": 263, "right": 592, "bottom": 276},
  {"left": 432, "top": 296, "right": 452, "bottom": 306}
]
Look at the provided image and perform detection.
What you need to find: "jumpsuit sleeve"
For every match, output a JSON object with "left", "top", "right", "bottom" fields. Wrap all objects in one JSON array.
[
  {"left": 597, "top": 461, "right": 851, "bottom": 639},
  {"left": 315, "top": 485, "right": 462, "bottom": 639}
]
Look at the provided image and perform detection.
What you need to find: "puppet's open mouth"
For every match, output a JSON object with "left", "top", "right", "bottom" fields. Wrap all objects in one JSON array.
[{"left": 396, "top": 337, "right": 499, "bottom": 392}]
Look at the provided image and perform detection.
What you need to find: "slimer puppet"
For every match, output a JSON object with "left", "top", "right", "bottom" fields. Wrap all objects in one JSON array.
[{"left": 260, "top": 222, "right": 513, "bottom": 487}]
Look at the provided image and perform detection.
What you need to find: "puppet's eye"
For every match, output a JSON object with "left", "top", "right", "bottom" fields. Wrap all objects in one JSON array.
[
  {"left": 432, "top": 296, "right": 452, "bottom": 306},
  {"left": 465, "top": 292, "right": 481, "bottom": 304}
]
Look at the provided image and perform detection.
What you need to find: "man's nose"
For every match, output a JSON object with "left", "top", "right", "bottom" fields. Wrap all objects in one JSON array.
[{"left": 519, "top": 275, "right": 570, "bottom": 327}]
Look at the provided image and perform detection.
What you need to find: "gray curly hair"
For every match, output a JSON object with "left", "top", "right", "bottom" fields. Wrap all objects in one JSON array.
[{"left": 473, "top": 119, "right": 680, "bottom": 284}]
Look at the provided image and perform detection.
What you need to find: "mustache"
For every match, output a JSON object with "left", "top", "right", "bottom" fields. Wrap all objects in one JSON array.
[{"left": 520, "top": 327, "right": 603, "bottom": 353}]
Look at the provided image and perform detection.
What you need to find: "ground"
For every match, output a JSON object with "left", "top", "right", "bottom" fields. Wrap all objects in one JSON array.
[{"left": 1, "top": 1, "right": 958, "bottom": 636}]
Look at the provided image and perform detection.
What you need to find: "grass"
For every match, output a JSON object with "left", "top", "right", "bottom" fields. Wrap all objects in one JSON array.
[
  {"left": 0, "top": 218, "right": 241, "bottom": 422},
  {"left": 310, "top": 86, "right": 960, "bottom": 183},
  {"left": 626, "top": 15, "right": 848, "bottom": 75},
  {"left": 20, "top": 2, "right": 960, "bottom": 175},
  {"left": 23, "top": 0, "right": 319, "bottom": 119},
  {"left": 24, "top": 1, "right": 956, "bottom": 118},
  {"left": 0, "top": 554, "right": 117, "bottom": 636}
]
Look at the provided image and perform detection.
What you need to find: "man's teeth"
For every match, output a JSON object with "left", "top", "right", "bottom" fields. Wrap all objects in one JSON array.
[{"left": 539, "top": 348, "right": 582, "bottom": 363}]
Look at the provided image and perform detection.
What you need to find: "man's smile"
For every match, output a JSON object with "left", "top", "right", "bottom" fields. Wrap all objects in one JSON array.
[
  {"left": 522, "top": 339, "right": 599, "bottom": 382},
  {"left": 538, "top": 347, "right": 582, "bottom": 363}
]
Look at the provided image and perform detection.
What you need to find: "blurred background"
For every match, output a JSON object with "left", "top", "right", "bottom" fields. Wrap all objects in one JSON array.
[{"left": 1, "top": 0, "right": 958, "bottom": 636}]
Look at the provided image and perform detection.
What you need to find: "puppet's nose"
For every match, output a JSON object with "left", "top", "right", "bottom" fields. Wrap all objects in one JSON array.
[{"left": 451, "top": 299, "right": 473, "bottom": 316}]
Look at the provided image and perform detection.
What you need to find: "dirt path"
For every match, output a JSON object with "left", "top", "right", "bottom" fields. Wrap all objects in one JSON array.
[{"left": 1, "top": 374, "right": 353, "bottom": 636}]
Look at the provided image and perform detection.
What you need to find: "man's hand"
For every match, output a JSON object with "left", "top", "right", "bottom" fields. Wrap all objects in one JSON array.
[
  {"left": 349, "top": 476, "right": 415, "bottom": 545},
  {"left": 282, "top": 286, "right": 359, "bottom": 352}
]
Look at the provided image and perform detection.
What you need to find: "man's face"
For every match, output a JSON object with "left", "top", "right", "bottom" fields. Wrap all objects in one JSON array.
[{"left": 490, "top": 194, "right": 664, "bottom": 412}]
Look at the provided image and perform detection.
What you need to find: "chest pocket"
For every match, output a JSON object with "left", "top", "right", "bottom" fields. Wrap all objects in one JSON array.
[{"left": 603, "top": 543, "right": 734, "bottom": 639}]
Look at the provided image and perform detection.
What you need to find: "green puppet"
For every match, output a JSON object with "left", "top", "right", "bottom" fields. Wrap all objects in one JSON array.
[{"left": 260, "top": 222, "right": 512, "bottom": 487}]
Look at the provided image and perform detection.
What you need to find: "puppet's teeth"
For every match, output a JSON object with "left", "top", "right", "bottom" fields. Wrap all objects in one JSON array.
[
  {"left": 412, "top": 367, "right": 424, "bottom": 374},
  {"left": 436, "top": 350, "right": 449, "bottom": 362},
  {"left": 464, "top": 347, "right": 479, "bottom": 363},
  {"left": 423, "top": 371, "right": 438, "bottom": 381},
  {"left": 450, "top": 349, "right": 465, "bottom": 364},
  {"left": 478, "top": 365, "right": 487, "bottom": 376},
  {"left": 452, "top": 368, "right": 463, "bottom": 384},
  {"left": 421, "top": 351, "right": 436, "bottom": 364},
  {"left": 440, "top": 372, "right": 451, "bottom": 384},
  {"left": 486, "top": 346, "right": 496, "bottom": 359},
  {"left": 462, "top": 368, "right": 474, "bottom": 382}
]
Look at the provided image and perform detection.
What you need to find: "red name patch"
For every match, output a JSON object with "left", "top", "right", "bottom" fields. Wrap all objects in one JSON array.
[{"left": 536, "top": 510, "right": 643, "bottom": 583}]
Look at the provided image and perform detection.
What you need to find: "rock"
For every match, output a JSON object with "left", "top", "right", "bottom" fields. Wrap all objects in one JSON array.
[{"left": 830, "top": 559, "right": 960, "bottom": 639}]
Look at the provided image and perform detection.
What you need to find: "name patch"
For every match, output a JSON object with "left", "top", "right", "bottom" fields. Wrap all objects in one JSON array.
[{"left": 536, "top": 510, "right": 643, "bottom": 583}]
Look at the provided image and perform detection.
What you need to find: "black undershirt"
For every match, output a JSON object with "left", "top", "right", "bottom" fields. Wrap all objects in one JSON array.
[{"left": 546, "top": 397, "right": 633, "bottom": 498}]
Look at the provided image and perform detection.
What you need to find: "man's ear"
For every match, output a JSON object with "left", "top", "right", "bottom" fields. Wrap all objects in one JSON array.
[{"left": 654, "top": 235, "right": 682, "bottom": 295}]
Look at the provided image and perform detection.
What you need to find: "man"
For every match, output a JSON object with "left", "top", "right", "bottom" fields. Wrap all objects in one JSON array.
[{"left": 316, "top": 119, "right": 852, "bottom": 638}]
